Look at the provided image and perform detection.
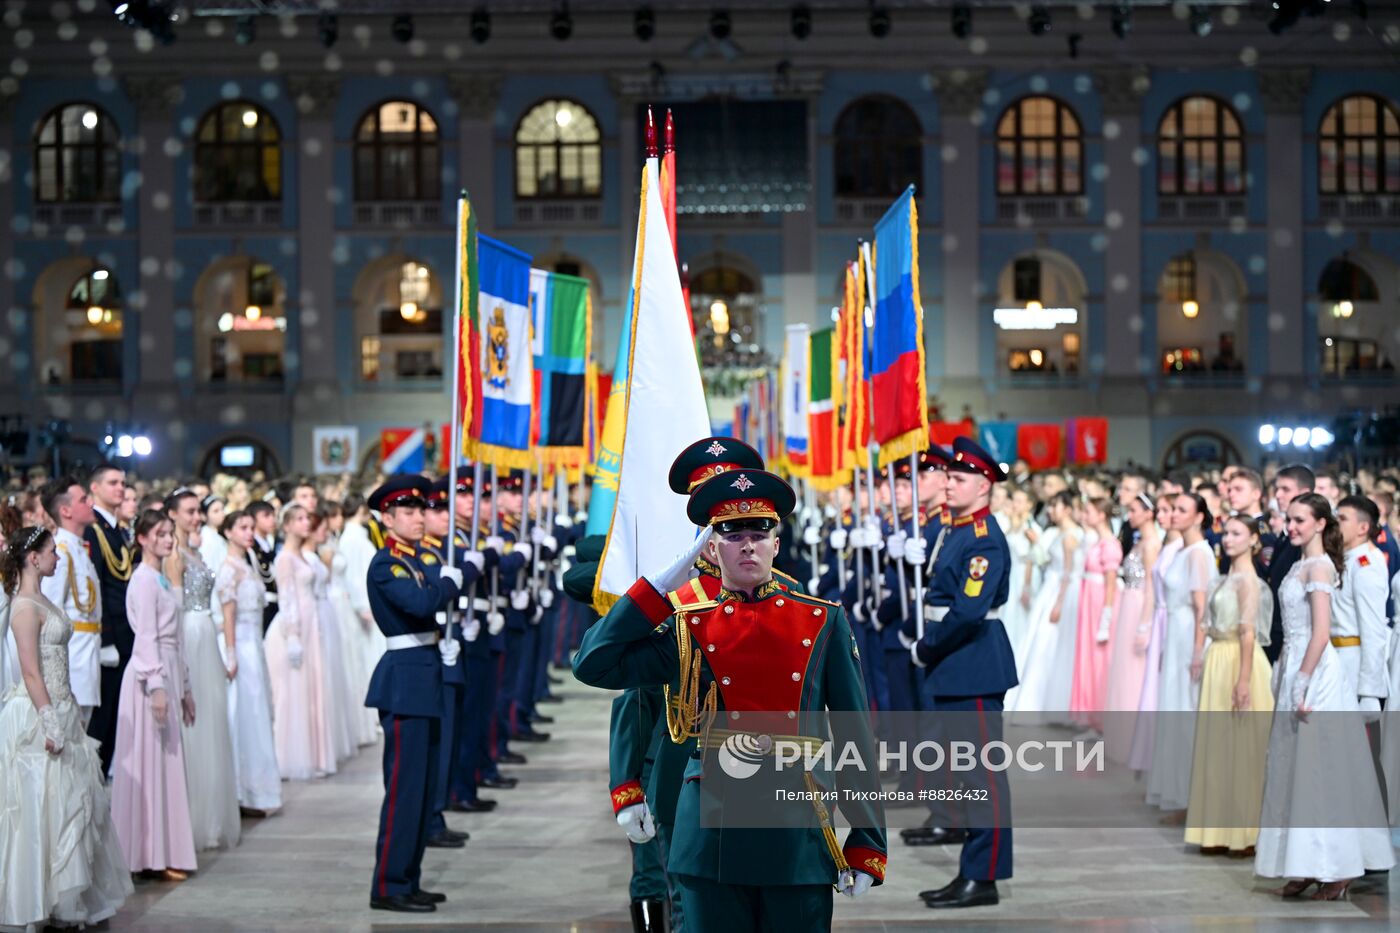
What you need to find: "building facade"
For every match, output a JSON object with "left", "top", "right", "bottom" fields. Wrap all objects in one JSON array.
[{"left": 2, "top": 5, "right": 1398, "bottom": 476}]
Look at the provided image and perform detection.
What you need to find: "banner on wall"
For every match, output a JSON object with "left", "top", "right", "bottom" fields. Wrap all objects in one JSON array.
[
  {"left": 380, "top": 427, "right": 426, "bottom": 475},
  {"left": 312, "top": 426, "right": 358, "bottom": 474},
  {"left": 1066, "top": 417, "right": 1109, "bottom": 465},
  {"left": 929, "top": 419, "right": 975, "bottom": 447},
  {"left": 1017, "top": 423, "right": 1063, "bottom": 472},
  {"left": 978, "top": 422, "right": 1018, "bottom": 467}
]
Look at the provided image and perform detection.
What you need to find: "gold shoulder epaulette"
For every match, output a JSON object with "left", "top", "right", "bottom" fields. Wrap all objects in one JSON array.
[{"left": 787, "top": 590, "right": 840, "bottom": 609}]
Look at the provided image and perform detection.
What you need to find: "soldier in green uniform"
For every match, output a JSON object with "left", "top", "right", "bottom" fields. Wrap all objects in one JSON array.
[{"left": 574, "top": 468, "right": 886, "bottom": 932}]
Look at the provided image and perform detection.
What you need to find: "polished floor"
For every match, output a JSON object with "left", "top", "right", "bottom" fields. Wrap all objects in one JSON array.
[{"left": 107, "top": 675, "right": 1399, "bottom": 931}]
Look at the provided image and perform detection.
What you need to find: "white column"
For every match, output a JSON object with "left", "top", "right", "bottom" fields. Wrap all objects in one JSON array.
[
  {"left": 447, "top": 73, "right": 502, "bottom": 225},
  {"left": 1259, "top": 67, "right": 1312, "bottom": 379},
  {"left": 287, "top": 75, "right": 339, "bottom": 389},
  {"left": 124, "top": 77, "right": 180, "bottom": 403},
  {"left": 936, "top": 71, "right": 987, "bottom": 384},
  {"left": 1095, "top": 67, "right": 1149, "bottom": 381}
]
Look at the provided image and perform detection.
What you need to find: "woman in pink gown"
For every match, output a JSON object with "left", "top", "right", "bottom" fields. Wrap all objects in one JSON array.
[
  {"left": 110, "top": 510, "right": 198, "bottom": 880},
  {"left": 1103, "top": 493, "right": 1161, "bottom": 763},
  {"left": 263, "top": 504, "right": 337, "bottom": 780},
  {"left": 1070, "top": 497, "right": 1123, "bottom": 730},
  {"left": 1128, "top": 495, "right": 1183, "bottom": 772}
]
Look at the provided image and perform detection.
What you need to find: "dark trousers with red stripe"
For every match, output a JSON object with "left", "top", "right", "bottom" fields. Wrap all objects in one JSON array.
[
  {"left": 929, "top": 694, "right": 1013, "bottom": 882},
  {"left": 372, "top": 712, "right": 441, "bottom": 898},
  {"left": 454, "top": 652, "right": 495, "bottom": 801},
  {"left": 427, "top": 682, "right": 462, "bottom": 837}
]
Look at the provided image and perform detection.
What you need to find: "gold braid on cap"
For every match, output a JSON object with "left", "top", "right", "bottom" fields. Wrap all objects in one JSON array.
[
  {"left": 707, "top": 499, "right": 779, "bottom": 526},
  {"left": 664, "top": 609, "right": 717, "bottom": 744}
]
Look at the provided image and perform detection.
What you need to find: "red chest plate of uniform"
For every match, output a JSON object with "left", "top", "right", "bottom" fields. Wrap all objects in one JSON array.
[{"left": 687, "top": 596, "right": 830, "bottom": 713}]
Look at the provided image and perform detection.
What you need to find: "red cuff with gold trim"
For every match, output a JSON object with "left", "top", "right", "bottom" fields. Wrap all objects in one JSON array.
[
  {"left": 844, "top": 846, "right": 887, "bottom": 883},
  {"left": 610, "top": 780, "right": 645, "bottom": 814},
  {"left": 626, "top": 578, "right": 673, "bottom": 626}
]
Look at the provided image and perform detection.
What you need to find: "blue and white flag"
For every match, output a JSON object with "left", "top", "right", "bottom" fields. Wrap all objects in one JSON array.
[{"left": 470, "top": 234, "right": 534, "bottom": 469}]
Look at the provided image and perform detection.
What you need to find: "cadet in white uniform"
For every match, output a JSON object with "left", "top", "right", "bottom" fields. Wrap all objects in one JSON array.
[
  {"left": 38, "top": 477, "right": 103, "bottom": 723},
  {"left": 1333, "top": 497, "right": 1391, "bottom": 713}
]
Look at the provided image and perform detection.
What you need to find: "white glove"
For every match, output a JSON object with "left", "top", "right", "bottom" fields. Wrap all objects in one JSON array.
[
  {"left": 485, "top": 535, "right": 505, "bottom": 556},
  {"left": 802, "top": 525, "right": 821, "bottom": 547},
  {"left": 823, "top": 504, "right": 838, "bottom": 519},
  {"left": 531, "top": 526, "right": 547, "bottom": 545},
  {"left": 905, "top": 536, "right": 927, "bottom": 567},
  {"left": 861, "top": 515, "right": 882, "bottom": 548},
  {"left": 463, "top": 551, "right": 485, "bottom": 573},
  {"left": 510, "top": 590, "right": 531, "bottom": 611},
  {"left": 1291, "top": 670, "right": 1312, "bottom": 711},
  {"left": 287, "top": 635, "right": 304, "bottom": 669},
  {"left": 555, "top": 513, "right": 574, "bottom": 529},
  {"left": 439, "top": 566, "right": 463, "bottom": 589},
  {"left": 1096, "top": 606, "right": 1114, "bottom": 644},
  {"left": 846, "top": 527, "right": 868, "bottom": 549},
  {"left": 808, "top": 577, "right": 821, "bottom": 594},
  {"left": 616, "top": 801, "right": 656, "bottom": 843},
  {"left": 38, "top": 704, "right": 64, "bottom": 754},
  {"left": 514, "top": 542, "right": 533, "bottom": 563},
  {"left": 645, "top": 527, "right": 714, "bottom": 595},
  {"left": 99, "top": 645, "right": 120, "bottom": 668},
  {"left": 462, "top": 617, "right": 482, "bottom": 642},
  {"left": 1359, "top": 695, "right": 1382, "bottom": 724},
  {"left": 573, "top": 509, "right": 588, "bottom": 525},
  {"left": 838, "top": 869, "right": 875, "bottom": 898},
  {"left": 539, "top": 589, "right": 555, "bottom": 609},
  {"left": 439, "top": 637, "right": 461, "bottom": 667},
  {"left": 542, "top": 534, "right": 558, "bottom": 553},
  {"left": 487, "top": 611, "right": 505, "bottom": 635},
  {"left": 829, "top": 528, "right": 848, "bottom": 551},
  {"left": 886, "top": 531, "right": 907, "bottom": 561}
]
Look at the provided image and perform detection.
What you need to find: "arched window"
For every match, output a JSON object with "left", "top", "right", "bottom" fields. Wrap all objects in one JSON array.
[
  {"left": 1318, "top": 256, "right": 1379, "bottom": 303},
  {"left": 833, "top": 95, "right": 922, "bottom": 198},
  {"left": 1316, "top": 253, "right": 1395, "bottom": 376},
  {"left": 194, "top": 102, "right": 282, "bottom": 202},
  {"left": 1156, "top": 250, "right": 1248, "bottom": 377},
  {"left": 354, "top": 258, "right": 444, "bottom": 384},
  {"left": 995, "top": 251, "right": 1085, "bottom": 378},
  {"left": 354, "top": 100, "right": 440, "bottom": 202},
  {"left": 33, "top": 103, "right": 120, "bottom": 203},
  {"left": 515, "top": 99, "right": 601, "bottom": 200},
  {"left": 1157, "top": 96, "right": 1245, "bottom": 195},
  {"left": 196, "top": 258, "right": 287, "bottom": 384},
  {"left": 1318, "top": 94, "right": 1400, "bottom": 195},
  {"left": 996, "top": 96, "right": 1082, "bottom": 196}
]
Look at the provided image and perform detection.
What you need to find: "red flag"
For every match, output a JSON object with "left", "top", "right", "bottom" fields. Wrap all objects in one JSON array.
[
  {"left": 1067, "top": 417, "right": 1109, "bottom": 465},
  {"left": 929, "top": 419, "right": 974, "bottom": 447},
  {"left": 1017, "top": 423, "right": 1063, "bottom": 471}
]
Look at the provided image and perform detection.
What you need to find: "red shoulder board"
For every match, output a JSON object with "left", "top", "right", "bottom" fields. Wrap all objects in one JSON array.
[{"left": 973, "top": 518, "right": 988, "bottom": 538}]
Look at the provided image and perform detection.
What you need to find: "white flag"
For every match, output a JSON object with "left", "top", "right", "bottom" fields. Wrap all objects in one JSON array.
[
  {"left": 594, "top": 159, "right": 711, "bottom": 610},
  {"left": 782, "top": 323, "right": 811, "bottom": 476}
]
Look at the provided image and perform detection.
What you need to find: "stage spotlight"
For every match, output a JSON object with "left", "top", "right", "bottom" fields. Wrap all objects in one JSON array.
[
  {"left": 317, "top": 12, "right": 338, "bottom": 49},
  {"left": 951, "top": 2, "right": 972, "bottom": 39},
  {"left": 709, "top": 9, "right": 731, "bottom": 41},
  {"left": 392, "top": 14, "right": 414, "bottom": 43},
  {"left": 1028, "top": 4, "right": 1052, "bottom": 35},
  {"left": 634, "top": 6, "right": 655, "bottom": 41},
  {"left": 550, "top": 4, "right": 573, "bottom": 40},
  {"left": 1111, "top": 2, "right": 1131, "bottom": 39},
  {"left": 868, "top": 4, "right": 891, "bottom": 38},
  {"left": 790, "top": 4, "right": 812, "bottom": 40},
  {"left": 471, "top": 8, "right": 491, "bottom": 43},
  {"left": 235, "top": 14, "right": 256, "bottom": 45},
  {"left": 1189, "top": 5, "right": 1212, "bottom": 36}
]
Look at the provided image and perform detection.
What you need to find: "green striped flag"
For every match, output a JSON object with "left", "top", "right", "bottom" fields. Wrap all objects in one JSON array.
[
  {"left": 808, "top": 326, "right": 840, "bottom": 489},
  {"left": 529, "top": 269, "right": 593, "bottom": 467}
]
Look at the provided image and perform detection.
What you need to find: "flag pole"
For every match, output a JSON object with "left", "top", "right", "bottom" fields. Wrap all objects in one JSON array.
[
  {"left": 909, "top": 451, "right": 926, "bottom": 640},
  {"left": 886, "top": 461, "right": 908, "bottom": 619},
  {"left": 444, "top": 192, "right": 468, "bottom": 649}
]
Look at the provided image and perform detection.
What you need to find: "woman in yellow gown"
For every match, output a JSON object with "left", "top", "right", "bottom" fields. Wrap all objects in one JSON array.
[{"left": 1184, "top": 514, "right": 1275, "bottom": 855}]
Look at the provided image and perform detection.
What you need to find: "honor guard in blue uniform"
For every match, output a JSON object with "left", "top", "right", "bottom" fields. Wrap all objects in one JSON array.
[
  {"left": 902, "top": 437, "right": 1016, "bottom": 909},
  {"left": 419, "top": 477, "right": 486, "bottom": 849},
  {"left": 365, "top": 476, "right": 463, "bottom": 914},
  {"left": 445, "top": 471, "right": 514, "bottom": 811}
]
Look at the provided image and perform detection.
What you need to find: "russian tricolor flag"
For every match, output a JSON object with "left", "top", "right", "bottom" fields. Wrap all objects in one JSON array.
[{"left": 870, "top": 185, "right": 928, "bottom": 466}]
